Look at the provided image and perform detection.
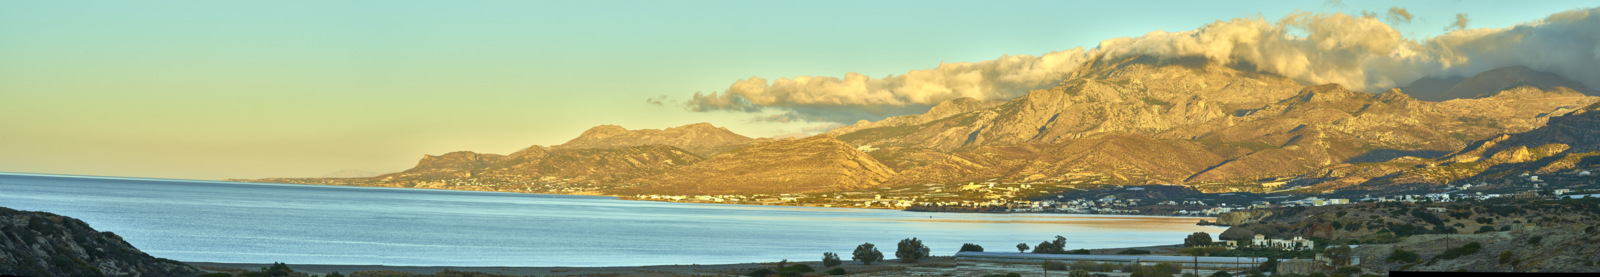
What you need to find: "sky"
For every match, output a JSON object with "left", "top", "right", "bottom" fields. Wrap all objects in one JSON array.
[{"left": 2, "top": 0, "right": 1596, "bottom": 180}]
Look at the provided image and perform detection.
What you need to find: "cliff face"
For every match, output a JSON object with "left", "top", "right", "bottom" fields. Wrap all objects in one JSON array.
[{"left": 0, "top": 207, "right": 199, "bottom": 277}]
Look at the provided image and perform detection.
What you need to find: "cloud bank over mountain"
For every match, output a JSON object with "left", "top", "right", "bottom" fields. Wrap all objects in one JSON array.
[
  {"left": 687, "top": 48, "right": 1091, "bottom": 123},
  {"left": 689, "top": 7, "right": 1600, "bottom": 124}
]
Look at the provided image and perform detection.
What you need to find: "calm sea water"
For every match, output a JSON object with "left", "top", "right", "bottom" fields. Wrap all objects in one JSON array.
[{"left": 0, "top": 172, "right": 1224, "bottom": 266}]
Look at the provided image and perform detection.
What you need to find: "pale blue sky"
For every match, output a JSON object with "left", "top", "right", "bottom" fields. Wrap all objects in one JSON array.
[{"left": 2, "top": 1, "right": 1594, "bottom": 179}]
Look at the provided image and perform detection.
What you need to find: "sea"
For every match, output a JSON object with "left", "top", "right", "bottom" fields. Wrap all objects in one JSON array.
[{"left": 0, "top": 172, "right": 1225, "bottom": 267}]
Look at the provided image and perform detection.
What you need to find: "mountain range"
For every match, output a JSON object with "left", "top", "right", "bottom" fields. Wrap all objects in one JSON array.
[{"left": 238, "top": 56, "right": 1599, "bottom": 197}]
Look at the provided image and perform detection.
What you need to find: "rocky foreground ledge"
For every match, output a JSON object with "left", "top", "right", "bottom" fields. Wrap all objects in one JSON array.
[{"left": 0, "top": 206, "right": 200, "bottom": 277}]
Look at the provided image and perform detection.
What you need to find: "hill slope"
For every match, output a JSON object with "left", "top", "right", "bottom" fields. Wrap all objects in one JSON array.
[
  {"left": 623, "top": 135, "right": 897, "bottom": 195},
  {"left": 0, "top": 207, "right": 199, "bottom": 277}
]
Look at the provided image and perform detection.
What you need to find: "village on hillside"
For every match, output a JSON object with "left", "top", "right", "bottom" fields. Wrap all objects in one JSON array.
[{"left": 625, "top": 168, "right": 1600, "bottom": 217}]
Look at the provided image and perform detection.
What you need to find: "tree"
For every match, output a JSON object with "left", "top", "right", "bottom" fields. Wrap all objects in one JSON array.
[
  {"left": 1017, "top": 243, "right": 1030, "bottom": 253},
  {"left": 261, "top": 262, "right": 293, "bottom": 277},
  {"left": 1033, "top": 235, "right": 1068, "bottom": 254},
  {"left": 1068, "top": 269, "right": 1092, "bottom": 277},
  {"left": 1184, "top": 232, "right": 1213, "bottom": 247},
  {"left": 1323, "top": 245, "right": 1352, "bottom": 267},
  {"left": 822, "top": 252, "right": 842, "bottom": 268},
  {"left": 853, "top": 242, "right": 884, "bottom": 265},
  {"left": 960, "top": 243, "right": 985, "bottom": 252},
  {"left": 896, "top": 237, "right": 931, "bottom": 263}
]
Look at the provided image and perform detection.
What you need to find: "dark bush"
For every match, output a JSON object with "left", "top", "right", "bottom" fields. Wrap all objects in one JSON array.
[
  {"left": 1438, "top": 242, "right": 1481, "bottom": 260},
  {"left": 1184, "top": 232, "right": 1214, "bottom": 247},
  {"left": 1033, "top": 235, "right": 1069, "bottom": 254},
  {"left": 959, "top": 243, "right": 984, "bottom": 252},
  {"left": 1386, "top": 248, "right": 1420, "bottom": 263},
  {"left": 1118, "top": 248, "right": 1152, "bottom": 255},
  {"left": 852, "top": 242, "right": 884, "bottom": 265},
  {"left": 822, "top": 252, "right": 842, "bottom": 268},
  {"left": 1044, "top": 260, "right": 1070, "bottom": 270},
  {"left": 745, "top": 268, "right": 777, "bottom": 277},
  {"left": 199, "top": 273, "right": 232, "bottom": 277},
  {"left": 1498, "top": 251, "right": 1513, "bottom": 264},
  {"left": 895, "top": 237, "right": 931, "bottom": 263},
  {"left": 825, "top": 267, "right": 847, "bottom": 275},
  {"left": 778, "top": 264, "right": 814, "bottom": 276},
  {"left": 1528, "top": 236, "right": 1542, "bottom": 245}
]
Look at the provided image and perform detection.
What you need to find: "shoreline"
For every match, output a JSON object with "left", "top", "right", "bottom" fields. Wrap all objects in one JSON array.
[
  {"left": 186, "top": 244, "right": 1194, "bottom": 276},
  {"left": 223, "top": 177, "right": 1225, "bottom": 219},
  {"left": 3, "top": 172, "right": 1231, "bottom": 219}
]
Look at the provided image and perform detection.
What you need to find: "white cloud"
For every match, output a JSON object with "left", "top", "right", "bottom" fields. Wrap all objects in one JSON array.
[
  {"left": 690, "top": 7, "right": 1600, "bottom": 124},
  {"left": 689, "top": 48, "right": 1089, "bottom": 123}
]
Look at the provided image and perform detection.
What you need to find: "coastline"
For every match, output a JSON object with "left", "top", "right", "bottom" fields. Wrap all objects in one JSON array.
[
  {"left": 215, "top": 177, "right": 1224, "bottom": 218},
  {"left": 188, "top": 258, "right": 942, "bottom": 277},
  {"left": 187, "top": 244, "right": 1194, "bottom": 276}
]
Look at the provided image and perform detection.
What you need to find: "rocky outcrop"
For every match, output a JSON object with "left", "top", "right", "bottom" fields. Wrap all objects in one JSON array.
[
  {"left": 1215, "top": 209, "right": 1275, "bottom": 226},
  {"left": 0, "top": 207, "right": 199, "bottom": 277}
]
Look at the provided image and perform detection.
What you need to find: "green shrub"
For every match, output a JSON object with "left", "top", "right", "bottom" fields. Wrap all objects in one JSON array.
[
  {"left": 1335, "top": 266, "right": 1362, "bottom": 275},
  {"left": 1499, "top": 250, "right": 1513, "bottom": 264},
  {"left": 778, "top": 264, "right": 814, "bottom": 276},
  {"left": 1386, "top": 248, "right": 1420, "bottom": 263},
  {"left": 853, "top": 243, "right": 884, "bottom": 265},
  {"left": 745, "top": 268, "right": 777, "bottom": 277},
  {"left": 822, "top": 252, "right": 842, "bottom": 268},
  {"left": 1438, "top": 242, "right": 1481, "bottom": 260},
  {"left": 960, "top": 243, "right": 984, "bottom": 252},
  {"left": 1475, "top": 226, "right": 1495, "bottom": 234},
  {"left": 1043, "top": 260, "right": 1070, "bottom": 270},
  {"left": 1528, "top": 236, "right": 1542, "bottom": 245},
  {"left": 896, "top": 237, "right": 931, "bottom": 263},
  {"left": 825, "top": 267, "right": 847, "bottom": 275}
]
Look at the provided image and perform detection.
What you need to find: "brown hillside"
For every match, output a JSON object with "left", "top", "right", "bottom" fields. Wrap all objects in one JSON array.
[{"left": 624, "top": 135, "right": 896, "bottom": 195}]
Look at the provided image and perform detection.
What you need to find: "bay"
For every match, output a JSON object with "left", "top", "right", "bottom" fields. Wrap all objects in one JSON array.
[{"left": 0, "top": 172, "right": 1225, "bottom": 266}]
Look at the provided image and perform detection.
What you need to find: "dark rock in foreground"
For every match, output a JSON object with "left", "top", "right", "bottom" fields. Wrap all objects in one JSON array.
[{"left": 0, "top": 206, "right": 199, "bottom": 277}]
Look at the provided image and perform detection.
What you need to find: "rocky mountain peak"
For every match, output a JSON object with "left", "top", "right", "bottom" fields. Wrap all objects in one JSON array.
[
  {"left": 575, "top": 125, "right": 630, "bottom": 139},
  {"left": 1401, "top": 65, "right": 1598, "bottom": 101},
  {"left": 554, "top": 123, "right": 754, "bottom": 157},
  {"left": 1374, "top": 88, "right": 1415, "bottom": 104}
]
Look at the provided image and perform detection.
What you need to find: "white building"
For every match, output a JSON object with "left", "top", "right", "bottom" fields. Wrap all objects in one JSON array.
[{"left": 1253, "top": 234, "right": 1315, "bottom": 251}]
